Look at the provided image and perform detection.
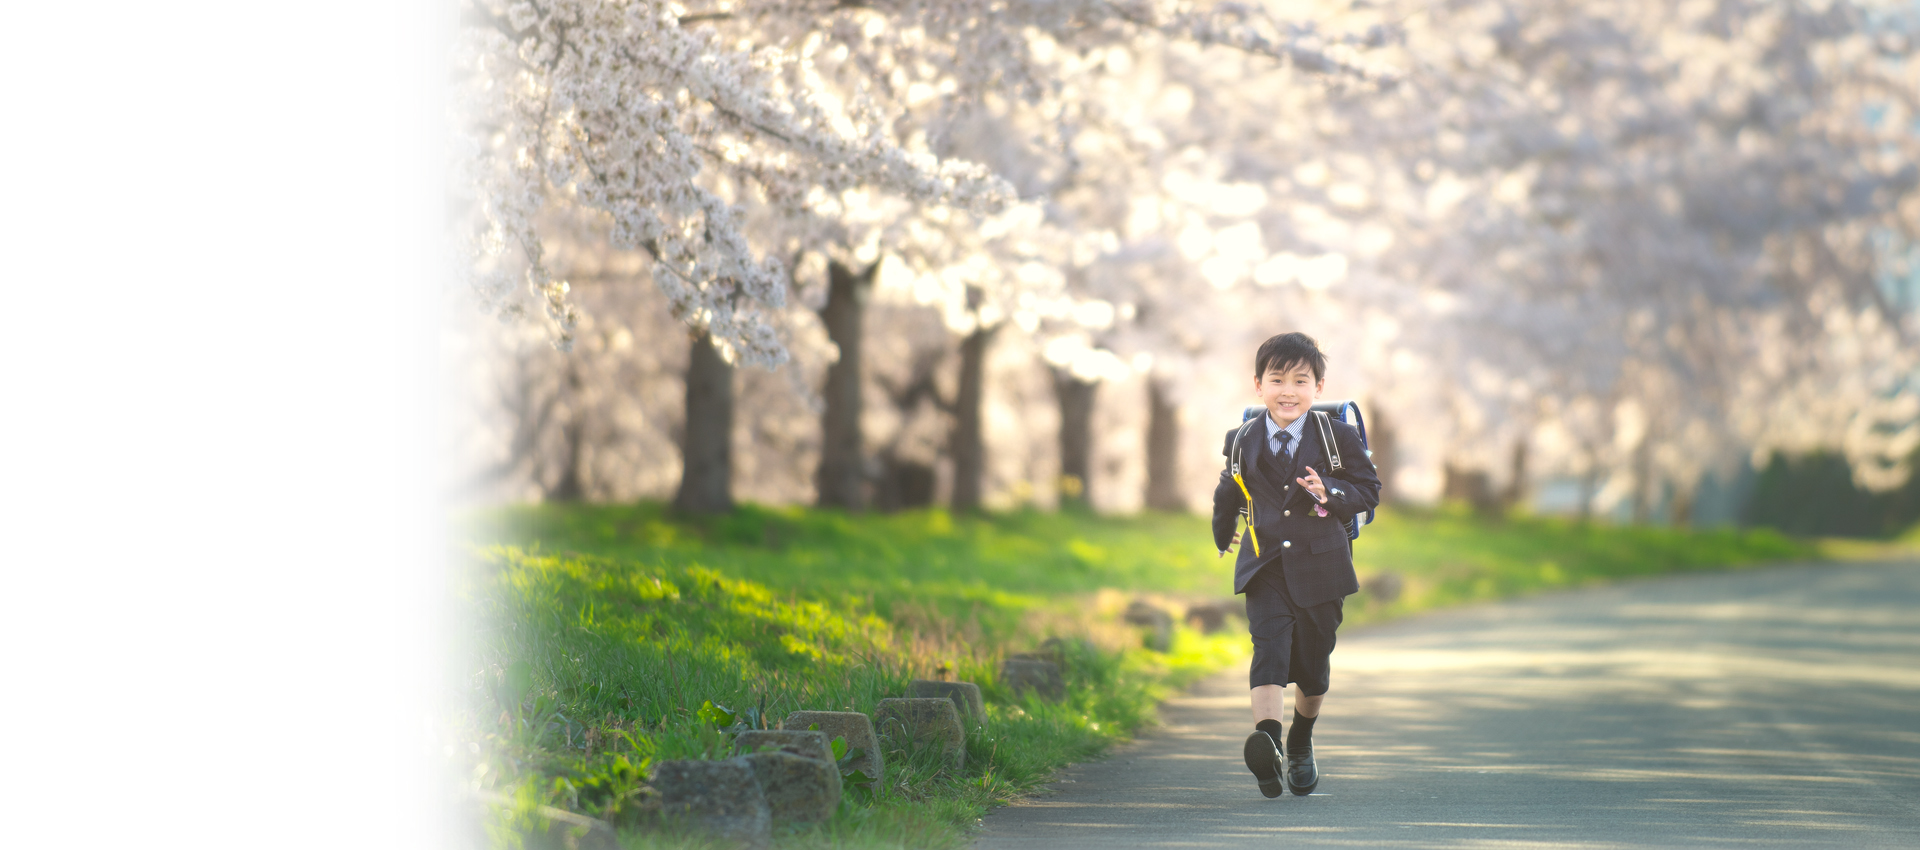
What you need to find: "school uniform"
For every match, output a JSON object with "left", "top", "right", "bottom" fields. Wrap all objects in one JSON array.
[{"left": 1212, "top": 411, "right": 1380, "bottom": 693}]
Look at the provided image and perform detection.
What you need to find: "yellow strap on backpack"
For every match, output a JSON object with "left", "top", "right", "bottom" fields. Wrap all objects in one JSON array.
[{"left": 1232, "top": 473, "right": 1260, "bottom": 556}]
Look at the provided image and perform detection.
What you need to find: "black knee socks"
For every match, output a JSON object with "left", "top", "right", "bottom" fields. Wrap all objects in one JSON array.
[
  {"left": 1287, "top": 712, "right": 1317, "bottom": 751},
  {"left": 1256, "top": 715, "right": 1317, "bottom": 750}
]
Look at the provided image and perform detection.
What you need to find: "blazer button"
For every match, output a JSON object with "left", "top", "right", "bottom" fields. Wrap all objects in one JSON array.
[
  {"left": 1282, "top": 540, "right": 1292, "bottom": 548},
  {"left": 1283, "top": 510, "right": 1291, "bottom": 517}
]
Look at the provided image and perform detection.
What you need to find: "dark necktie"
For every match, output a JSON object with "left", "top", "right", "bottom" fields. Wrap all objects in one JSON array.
[{"left": 1274, "top": 431, "right": 1292, "bottom": 460}]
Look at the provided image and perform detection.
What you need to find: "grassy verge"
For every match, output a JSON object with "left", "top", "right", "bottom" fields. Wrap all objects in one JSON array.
[
  {"left": 1811, "top": 523, "right": 1920, "bottom": 562},
  {"left": 450, "top": 502, "right": 1814, "bottom": 848},
  {"left": 1342, "top": 504, "right": 1814, "bottom": 624}
]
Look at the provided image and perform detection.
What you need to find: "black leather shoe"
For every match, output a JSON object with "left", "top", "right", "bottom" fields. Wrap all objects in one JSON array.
[
  {"left": 1285, "top": 744, "right": 1318, "bottom": 795},
  {"left": 1243, "top": 731, "right": 1285, "bottom": 798}
]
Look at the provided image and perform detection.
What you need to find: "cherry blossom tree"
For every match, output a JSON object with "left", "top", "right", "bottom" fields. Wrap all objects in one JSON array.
[
  {"left": 1328, "top": 0, "right": 1920, "bottom": 516},
  {"left": 453, "top": 0, "right": 1015, "bottom": 361},
  {"left": 449, "top": 0, "right": 1920, "bottom": 522}
]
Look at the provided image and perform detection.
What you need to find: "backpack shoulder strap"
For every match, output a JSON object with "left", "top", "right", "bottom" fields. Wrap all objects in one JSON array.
[
  {"left": 1228, "top": 418, "right": 1260, "bottom": 476},
  {"left": 1313, "top": 410, "right": 1343, "bottom": 471}
]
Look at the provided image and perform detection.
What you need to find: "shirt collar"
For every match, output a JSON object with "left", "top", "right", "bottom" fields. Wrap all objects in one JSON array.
[{"left": 1266, "top": 410, "right": 1307, "bottom": 443}]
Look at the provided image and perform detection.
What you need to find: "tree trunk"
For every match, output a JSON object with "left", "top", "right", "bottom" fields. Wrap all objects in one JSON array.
[
  {"left": 1365, "top": 399, "right": 1396, "bottom": 504},
  {"left": 674, "top": 331, "right": 734, "bottom": 514},
  {"left": 1052, "top": 368, "right": 1099, "bottom": 510},
  {"left": 1367, "top": 401, "right": 1397, "bottom": 506},
  {"left": 547, "top": 357, "right": 588, "bottom": 501},
  {"left": 1442, "top": 464, "right": 1497, "bottom": 515},
  {"left": 1143, "top": 379, "right": 1185, "bottom": 512},
  {"left": 1577, "top": 453, "right": 1600, "bottom": 522},
  {"left": 1500, "top": 437, "right": 1529, "bottom": 512},
  {"left": 1670, "top": 481, "right": 1695, "bottom": 527},
  {"left": 815, "top": 259, "right": 877, "bottom": 510},
  {"left": 949, "top": 325, "right": 996, "bottom": 512},
  {"left": 874, "top": 453, "right": 936, "bottom": 512},
  {"left": 1629, "top": 433, "right": 1655, "bottom": 524}
]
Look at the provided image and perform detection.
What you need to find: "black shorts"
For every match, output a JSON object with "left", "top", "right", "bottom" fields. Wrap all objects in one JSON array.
[{"left": 1243, "top": 564, "right": 1344, "bottom": 694}]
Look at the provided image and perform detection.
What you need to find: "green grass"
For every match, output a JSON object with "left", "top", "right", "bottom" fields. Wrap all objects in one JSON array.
[
  {"left": 464, "top": 503, "right": 1236, "bottom": 633},
  {"left": 1344, "top": 504, "right": 1813, "bottom": 622},
  {"left": 451, "top": 537, "right": 1238, "bottom": 849},
  {"left": 452, "top": 501, "right": 1814, "bottom": 848}
]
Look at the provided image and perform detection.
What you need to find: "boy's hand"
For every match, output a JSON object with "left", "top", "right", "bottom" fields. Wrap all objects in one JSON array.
[
  {"left": 1297, "top": 466, "right": 1329, "bottom": 503},
  {"left": 1218, "top": 531, "right": 1240, "bottom": 557}
]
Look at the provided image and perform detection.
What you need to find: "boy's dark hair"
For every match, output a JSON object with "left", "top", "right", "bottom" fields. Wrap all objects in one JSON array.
[{"left": 1254, "top": 332, "right": 1327, "bottom": 382}]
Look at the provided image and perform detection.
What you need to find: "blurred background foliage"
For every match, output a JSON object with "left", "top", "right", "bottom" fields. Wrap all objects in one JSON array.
[
  {"left": 452, "top": 0, "right": 1920, "bottom": 537},
  {"left": 1744, "top": 447, "right": 1920, "bottom": 538}
]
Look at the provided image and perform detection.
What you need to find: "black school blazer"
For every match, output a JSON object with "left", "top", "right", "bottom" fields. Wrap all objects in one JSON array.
[{"left": 1211, "top": 414, "right": 1381, "bottom": 605}]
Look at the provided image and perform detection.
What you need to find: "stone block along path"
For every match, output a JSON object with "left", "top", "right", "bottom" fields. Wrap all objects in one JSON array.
[{"left": 975, "top": 560, "right": 1920, "bottom": 849}]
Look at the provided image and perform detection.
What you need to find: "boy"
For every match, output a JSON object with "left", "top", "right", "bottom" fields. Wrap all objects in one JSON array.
[{"left": 1212, "top": 332, "right": 1380, "bottom": 799}]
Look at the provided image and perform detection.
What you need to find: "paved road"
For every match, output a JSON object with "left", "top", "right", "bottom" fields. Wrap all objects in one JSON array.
[{"left": 975, "top": 560, "right": 1920, "bottom": 849}]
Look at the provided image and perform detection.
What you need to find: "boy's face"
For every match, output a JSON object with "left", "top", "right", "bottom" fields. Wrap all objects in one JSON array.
[{"left": 1254, "top": 360, "right": 1322, "bottom": 426}]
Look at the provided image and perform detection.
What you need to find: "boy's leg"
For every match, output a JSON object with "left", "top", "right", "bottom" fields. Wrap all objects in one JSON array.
[
  {"left": 1251, "top": 683, "right": 1286, "bottom": 723},
  {"left": 1242, "top": 568, "right": 1296, "bottom": 798},
  {"left": 1293, "top": 686, "right": 1324, "bottom": 717},
  {"left": 1282, "top": 598, "right": 1343, "bottom": 796}
]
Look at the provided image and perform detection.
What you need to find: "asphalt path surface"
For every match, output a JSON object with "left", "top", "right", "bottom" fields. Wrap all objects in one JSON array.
[{"left": 975, "top": 560, "right": 1920, "bottom": 849}]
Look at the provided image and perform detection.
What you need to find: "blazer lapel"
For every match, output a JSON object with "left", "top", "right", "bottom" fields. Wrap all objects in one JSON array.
[
  {"left": 1243, "top": 420, "right": 1289, "bottom": 509},
  {"left": 1245, "top": 415, "right": 1326, "bottom": 510}
]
